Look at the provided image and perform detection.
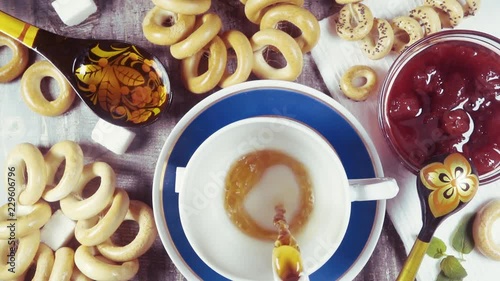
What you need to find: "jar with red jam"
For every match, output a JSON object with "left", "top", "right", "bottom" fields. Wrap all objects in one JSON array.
[{"left": 379, "top": 30, "right": 500, "bottom": 184}]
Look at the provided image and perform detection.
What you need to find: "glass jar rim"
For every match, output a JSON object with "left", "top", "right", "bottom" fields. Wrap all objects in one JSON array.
[{"left": 378, "top": 29, "right": 500, "bottom": 184}]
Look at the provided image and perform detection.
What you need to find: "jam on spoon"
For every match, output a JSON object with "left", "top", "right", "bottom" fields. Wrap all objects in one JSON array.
[
  {"left": 272, "top": 205, "right": 307, "bottom": 281},
  {"left": 0, "top": 10, "right": 172, "bottom": 127}
]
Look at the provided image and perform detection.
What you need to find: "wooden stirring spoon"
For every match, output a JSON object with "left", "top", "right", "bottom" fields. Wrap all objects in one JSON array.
[
  {"left": 0, "top": 10, "right": 172, "bottom": 127},
  {"left": 272, "top": 205, "right": 309, "bottom": 281},
  {"left": 397, "top": 153, "right": 480, "bottom": 281}
]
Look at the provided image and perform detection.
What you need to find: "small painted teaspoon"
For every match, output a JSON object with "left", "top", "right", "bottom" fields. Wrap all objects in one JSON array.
[
  {"left": 0, "top": 10, "right": 172, "bottom": 127},
  {"left": 272, "top": 205, "right": 309, "bottom": 281},
  {"left": 396, "top": 153, "right": 480, "bottom": 281}
]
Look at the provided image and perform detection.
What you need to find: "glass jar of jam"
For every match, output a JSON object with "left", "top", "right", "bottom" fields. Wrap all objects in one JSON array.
[{"left": 379, "top": 30, "right": 500, "bottom": 184}]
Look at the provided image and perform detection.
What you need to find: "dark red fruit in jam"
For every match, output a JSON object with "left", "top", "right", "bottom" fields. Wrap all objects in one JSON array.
[
  {"left": 476, "top": 69, "right": 500, "bottom": 92},
  {"left": 386, "top": 40, "right": 500, "bottom": 176},
  {"left": 441, "top": 109, "right": 470, "bottom": 136},
  {"left": 413, "top": 66, "right": 443, "bottom": 95},
  {"left": 431, "top": 72, "right": 469, "bottom": 114},
  {"left": 486, "top": 111, "right": 500, "bottom": 141},
  {"left": 472, "top": 143, "right": 500, "bottom": 175},
  {"left": 436, "top": 136, "right": 465, "bottom": 155},
  {"left": 389, "top": 92, "right": 421, "bottom": 121}
]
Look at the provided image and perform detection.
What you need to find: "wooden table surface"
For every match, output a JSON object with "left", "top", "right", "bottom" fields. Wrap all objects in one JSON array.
[{"left": 0, "top": 1, "right": 407, "bottom": 280}]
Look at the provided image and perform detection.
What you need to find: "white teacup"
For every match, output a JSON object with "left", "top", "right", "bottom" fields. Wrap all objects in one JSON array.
[{"left": 177, "top": 116, "right": 398, "bottom": 281}]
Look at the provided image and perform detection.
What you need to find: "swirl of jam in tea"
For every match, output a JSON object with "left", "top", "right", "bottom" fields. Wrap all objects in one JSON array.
[
  {"left": 386, "top": 41, "right": 500, "bottom": 176},
  {"left": 224, "top": 149, "right": 314, "bottom": 241}
]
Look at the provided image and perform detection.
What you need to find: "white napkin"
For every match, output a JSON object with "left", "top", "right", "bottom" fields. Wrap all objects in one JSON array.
[{"left": 311, "top": 1, "right": 500, "bottom": 280}]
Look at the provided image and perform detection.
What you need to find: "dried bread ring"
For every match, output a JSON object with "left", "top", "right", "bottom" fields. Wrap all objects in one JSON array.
[
  {"left": 219, "top": 30, "right": 253, "bottom": 88},
  {"left": 0, "top": 230, "right": 40, "bottom": 279},
  {"left": 0, "top": 32, "right": 29, "bottom": 83},
  {"left": 463, "top": 0, "right": 480, "bottom": 16},
  {"left": 49, "top": 247, "right": 74, "bottom": 281},
  {"left": 60, "top": 162, "right": 116, "bottom": 221},
  {"left": 359, "top": 18, "right": 394, "bottom": 60},
  {"left": 391, "top": 16, "right": 424, "bottom": 53},
  {"left": 96, "top": 200, "right": 158, "bottom": 262},
  {"left": 259, "top": 4, "right": 320, "bottom": 53},
  {"left": 5, "top": 143, "right": 47, "bottom": 206},
  {"left": 245, "top": 0, "right": 304, "bottom": 24},
  {"left": 473, "top": 199, "right": 500, "bottom": 261},
  {"left": 170, "top": 13, "right": 222, "bottom": 60},
  {"left": 251, "top": 29, "right": 303, "bottom": 81},
  {"left": 30, "top": 243, "right": 55, "bottom": 281},
  {"left": 0, "top": 201, "right": 51, "bottom": 239},
  {"left": 433, "top": 8, "right": 453, "bottom": 28},
  {"left": 43, "top": 140, "right": 84, "bottom": 202},
  {"left": 142, "top": 6, "right": 196, "bottom": 46},
  {"left": 409, "top": 6, "right": 442, "bottom": 35},
  {"left": 340, "top": 65, "right": 377, "bottom": 101},
  {"left": 75, "top": 246, "right": 139, "bottom": 281},
  {"left": 71, "top": 267, "right": 92, "bottom": 281},
  {"left": 151, "top": 0, "right": 211, "bottom": 15},
  {"left": 75, "top": 188, "right": 130, "bottom": 246},
  {"left": 424, "top": 0, "right": 464, "bottom": 27},
  {"left": 336, "top": 3, "right": 374, "bottom": 41},
  {"left": 20, "top": 60, "right": 75, "bottom": 117},
  {"left": 181, "top": 36, "right": 227, "bottom": 94}
]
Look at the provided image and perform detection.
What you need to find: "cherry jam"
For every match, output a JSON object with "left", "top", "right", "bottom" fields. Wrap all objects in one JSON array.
[{"left": 385, "top": 40, "right": 500, "bottom": 176}]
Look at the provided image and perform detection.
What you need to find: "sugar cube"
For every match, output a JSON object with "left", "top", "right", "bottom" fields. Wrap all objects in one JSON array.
[
  {"left": 91, "top": 119, "right": 137, "bottom": 155},
  {"left": 51, "top": 0, "right": 97, "bottom": 26},
  {"left": 40, "top": 210, "right": 77, "bottom": 251}
]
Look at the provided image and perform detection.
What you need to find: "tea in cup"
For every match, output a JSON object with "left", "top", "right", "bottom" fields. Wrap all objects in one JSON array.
[{"left": 177, "top": 116, "right": 398, "bottom": 280}]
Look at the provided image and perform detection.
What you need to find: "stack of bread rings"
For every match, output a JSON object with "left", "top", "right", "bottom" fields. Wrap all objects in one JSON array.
[
  {"left": 0, "top": 32, "right": 76, "bottom": 117},
  {"left": 335, "top": 0, "right": 480, "bottom": 102},
  {"left": 334, "top": 0, "right": 480, "bottom": 59},
  {"left": 142, "top": 0, "right": 320, "bottom": 94},
  {"left": 1, "top": 141, "right": 157, "bottom": 281}
]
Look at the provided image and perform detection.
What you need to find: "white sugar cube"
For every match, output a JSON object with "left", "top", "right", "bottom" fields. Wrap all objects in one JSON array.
[
  {"left": 91, "top": 119, "right": 137, "bottom": 155},
  {"left": 51, "top": 0, "right": 97, "bottom": 26},
  {"left": 40, "top": 210, "right": 76, "bottom": 251}
]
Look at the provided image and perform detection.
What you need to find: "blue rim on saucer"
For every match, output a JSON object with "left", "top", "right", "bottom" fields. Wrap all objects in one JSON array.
[{"left": 153, "top": 81, "right": 386, "bottom": 281}]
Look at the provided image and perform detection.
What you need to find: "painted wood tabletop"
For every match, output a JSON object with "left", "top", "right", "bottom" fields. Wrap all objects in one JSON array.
[{"left": 0, "top": 1, "right": 407, "bottom": 280}]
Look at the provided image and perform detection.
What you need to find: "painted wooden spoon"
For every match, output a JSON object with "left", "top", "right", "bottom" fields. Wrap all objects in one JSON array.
[
  {"left": 396, "top": 152, "right": 480, "bottom": 281},
  {"left": 0, "top": 10, "right": 172, "bottom": 127},
  {"left": 272, "top": 205, "right": 309, "bottom": 281}
]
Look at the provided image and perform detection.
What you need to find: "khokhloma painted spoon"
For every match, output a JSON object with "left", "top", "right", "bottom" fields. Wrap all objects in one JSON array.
[
  {"left": 272, "top": 205, "right": 309, "bottom": 281},
  {"left": 0, "top": 10, "right": 172, "bottom": 127},
  {"left": 397, "top": 153, "right": 480, "bottom": 281}
]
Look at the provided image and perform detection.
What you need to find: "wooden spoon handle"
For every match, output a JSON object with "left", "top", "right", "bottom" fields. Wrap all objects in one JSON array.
[
  {"left": 396, "top": 239, "right": 430, "bottom": 281},
  {"left": 0, "top": 10, "right": 39, "bottom": 48}
]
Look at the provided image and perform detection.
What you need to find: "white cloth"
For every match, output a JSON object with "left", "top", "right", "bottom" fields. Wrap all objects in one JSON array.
[{"left": 311, "top": 1, "right": 500, "bottom": 280}]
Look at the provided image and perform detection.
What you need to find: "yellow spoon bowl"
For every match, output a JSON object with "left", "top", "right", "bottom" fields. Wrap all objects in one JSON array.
[{"left": 397, "top": 153, "right": 480, "bottom": 281}]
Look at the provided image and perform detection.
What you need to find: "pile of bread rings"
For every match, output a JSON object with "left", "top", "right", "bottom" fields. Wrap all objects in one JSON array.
[
  {"left": 335, "top": 0, "right": 480, "bottom": 59},
  {"left": 0, "top": 32, "right": 75, "bottom": 117},
  {"left": 1, "top": 141, "right": 157, "bottom": 281},
  {"left": 142, "top": 0, "right": 320, "bottom": 94},
  {"left": 335, "top": 0, "right": 480, "bottom": 102}
]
